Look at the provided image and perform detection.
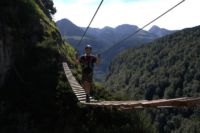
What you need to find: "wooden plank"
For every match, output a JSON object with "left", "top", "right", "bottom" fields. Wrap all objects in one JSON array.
[
  {"left": 141, "top": 97, "right": 200, "bottom": 107},
  {"left": 77, "top": 95, "right": 86, "bottom": 99},
  {"left": 72, "top": 87, "right": 85, "bottom": 92},
  {"left": 77, "top": 97, "right": 86, "bottom": 101},
  {"left": 83, "top": 97, "right": 200, "bottom": 108},
  {"left": 75, "top": 92, "right": 85, "bottom": 95},
  {"left": 176, "top": 97, "right": 200, "bottom": 107},
  {"left": 73, "top": 90, "right": 86, "bottom": 94},
  {"left": 71, "top": 84, "right": 83, "bottom": 89}
]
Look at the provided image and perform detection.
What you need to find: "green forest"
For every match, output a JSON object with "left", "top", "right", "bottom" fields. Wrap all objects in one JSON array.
[{"left": 106, "top": 25, "right": 200, "bottom": 132}]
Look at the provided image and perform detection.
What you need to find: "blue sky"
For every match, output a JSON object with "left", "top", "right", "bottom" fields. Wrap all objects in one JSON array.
[{"left": 53, "top": 0, "right": 200, "bottom": 30}]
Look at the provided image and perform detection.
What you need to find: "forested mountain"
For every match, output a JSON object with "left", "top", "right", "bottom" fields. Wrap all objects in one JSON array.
[
  {"left": 106, "top": 25, "right": 200, "bottom": 133},
  {"left": 99, "top": 31, "right": 155, "bottom": 74},
  {"left": 0, "top": 0, "right": 156, "bottom": 132},
  {"left": 98, "top": 25, "right": 175, "bottom": 75}
]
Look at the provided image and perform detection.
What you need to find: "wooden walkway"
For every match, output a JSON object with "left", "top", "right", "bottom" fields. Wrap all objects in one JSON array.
[
  {"left": 63, "top": 62, "right": 200, "bottom": 109},
  {"left": 63, "top": 62, "right": 97, "bottom": 103}
]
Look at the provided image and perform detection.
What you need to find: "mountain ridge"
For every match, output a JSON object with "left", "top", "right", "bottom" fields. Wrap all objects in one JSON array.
[
  {"left": 57, "top": 18, "right": 174, "bottom": 45},
  {"left": 56, "top": 18, "right": 175, "bottom": 80}
]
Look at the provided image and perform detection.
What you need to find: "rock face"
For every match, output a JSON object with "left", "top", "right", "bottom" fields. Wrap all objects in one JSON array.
[
  {"left": 0, "top": 26, "right": 12, "bottom": 87},
  {"left": 0, "top": 0, "right": 62, "bottom": 88},
  {"left": 0, "top": 1, "right": 63, "bottom": 131},
  {"left": 0, "top": 22, "right": 15, "bottom": 87}
]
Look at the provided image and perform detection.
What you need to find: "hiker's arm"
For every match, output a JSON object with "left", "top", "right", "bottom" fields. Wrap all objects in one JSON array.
[
  {"left": 96, "top": 54, "right": 101, "bottom": 65},
  {"left": 75, "top": 53, "right": 80, "bottom": 64}
]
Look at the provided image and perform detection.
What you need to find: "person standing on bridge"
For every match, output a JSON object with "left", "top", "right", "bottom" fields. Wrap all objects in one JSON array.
[{"left": 76, "top": 44, "right": 100, "bottom": 102}]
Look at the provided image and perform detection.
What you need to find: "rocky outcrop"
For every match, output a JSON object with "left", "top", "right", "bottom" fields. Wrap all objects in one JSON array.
[
  {"left": 0, "top": 24, "right": 13, "bottom": 88},
  {"left": 0, "top": 0, "right": 63, "bottom": 132},
  {"left": 0, "top": 0, "right": 62, "bottom": 88}
]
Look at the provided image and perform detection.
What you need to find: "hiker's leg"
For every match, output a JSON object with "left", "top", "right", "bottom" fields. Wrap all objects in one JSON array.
[
  {"left": 82, "top": 72, "right": 93, "bottom": 95},
  {"left": 82, "top": 72, "right": 93, "bottom": 102},
  {"left": 83, "top": 81, "right": 90, "bottom": 95},
  {"left": 83, "top": 81, "right": 91, "bottom": 102}
]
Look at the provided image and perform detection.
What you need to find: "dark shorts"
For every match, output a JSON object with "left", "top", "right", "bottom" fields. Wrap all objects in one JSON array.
[{"left": 82, "top": 70, "right": 93, "bottom": 83}]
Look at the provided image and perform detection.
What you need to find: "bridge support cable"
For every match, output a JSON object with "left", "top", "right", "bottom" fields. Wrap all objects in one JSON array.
[
  {"left": 114, "top": 0, "right": 185, "bottom": 46},
  {"left": 77, "top": 0, "right": 104, "bottom": 46}
]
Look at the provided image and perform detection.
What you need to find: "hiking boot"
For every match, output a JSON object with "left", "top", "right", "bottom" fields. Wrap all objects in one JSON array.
[{"left": 86, "top": 94, "right": 90, "bottom": 103}]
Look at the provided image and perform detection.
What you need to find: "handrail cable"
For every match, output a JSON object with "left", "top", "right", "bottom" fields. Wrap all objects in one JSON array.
[
  {"left": 113, "top": 0, "right": 185, "bottom": 46},
  {"left": 77, "top": 0, "right": 104, "bottom": 46}
]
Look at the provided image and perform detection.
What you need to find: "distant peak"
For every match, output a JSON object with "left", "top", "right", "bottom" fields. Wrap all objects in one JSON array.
[
  {"left": 149, "top": 25, "right": 174, "bottom": 37},
  {"left": 56, "top": 18, "right": 84, "bottom": 36},
  {"left": 149, "top": 25, "right": 169, "bottom": 32},
  {"left": 57, "top": 18, "right": 73, "bottom": 23},
  {"left": 102, "top": 26, "right": 113, "bottom": 30},
  {"left": 152, "top": 25, "right": 160, "bottom": 28},
  {"left": 116, "top": 24, "right": 139, "bottom": 29},
  {"left": 149, "top": 25, "right": 161, "bottom": 31}
]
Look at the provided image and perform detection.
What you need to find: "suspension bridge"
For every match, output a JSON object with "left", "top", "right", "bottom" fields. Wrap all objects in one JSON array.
[{"left": 62, "top": 62, "right": 200, "bottom": 110}]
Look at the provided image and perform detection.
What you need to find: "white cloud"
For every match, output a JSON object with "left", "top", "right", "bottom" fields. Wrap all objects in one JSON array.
[{"left": 53, "top": 0, "right": 200, "bottom": 30}]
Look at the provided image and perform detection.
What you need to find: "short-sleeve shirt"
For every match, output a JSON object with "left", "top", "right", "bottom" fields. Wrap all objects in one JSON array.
[{"left": 79, "top": 54, "right": 97, "bottom": 73}]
